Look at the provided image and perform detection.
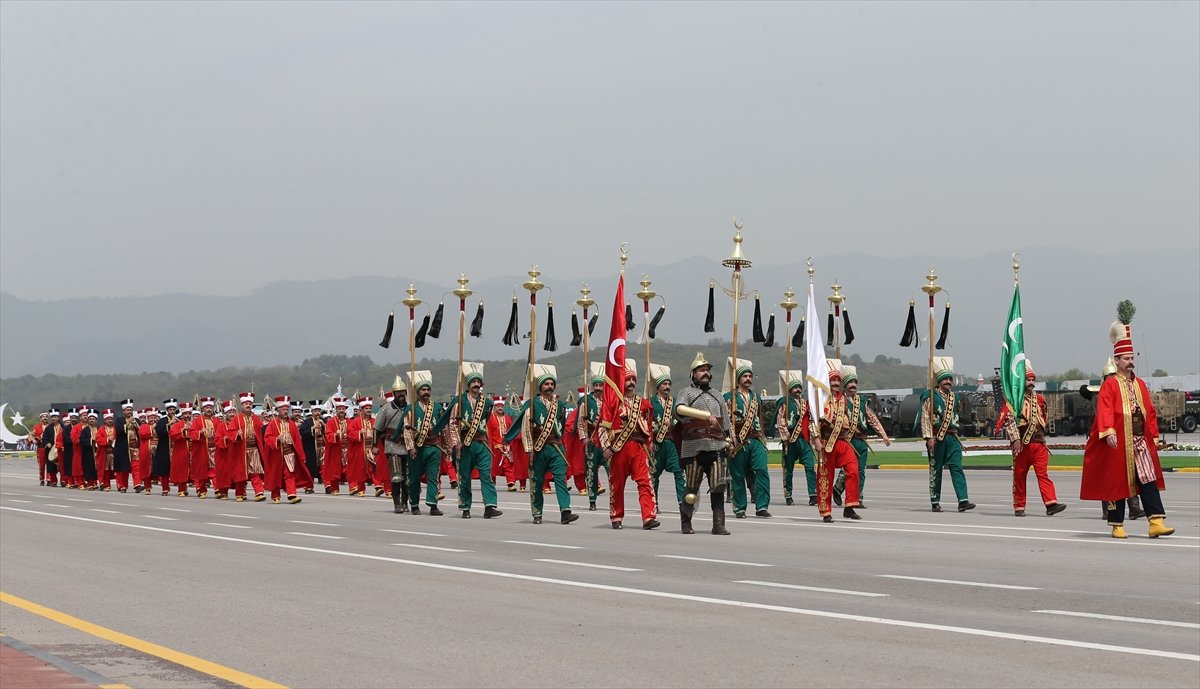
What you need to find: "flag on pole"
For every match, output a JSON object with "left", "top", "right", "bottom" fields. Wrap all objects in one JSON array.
[
  {"left": 804, "top": 283, "right": 829, "bottom": 428},
  {"left": 602, "top": 274, "right": 628, "bottom": 417},
  {"left": 1000, "top": 284, "right": 1026, "bottom": 415}
]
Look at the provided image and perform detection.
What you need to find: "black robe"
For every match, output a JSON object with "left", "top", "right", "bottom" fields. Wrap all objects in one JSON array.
[
  {"left": 79, "top": 426, "right": 98, "bottom": 482},
  {"left": 299, "top": 417, "right": 322, "bottom": 482},
  {"left": 40, "top": 425, "right": 59, "bottom": 474},
  {"left": 112, "top": 416, "right": 134, "bottom": 473},
  {"left": 61, "top": 423, "right": 74, "bottom": 477},
  {"left": 152, "top": 417, "right": 173, "bottom": 478}
]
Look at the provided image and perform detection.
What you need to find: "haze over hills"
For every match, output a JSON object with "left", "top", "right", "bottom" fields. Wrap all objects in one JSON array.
[{"left": 2, "top": 247, "right": 1196, "bottom": 381}]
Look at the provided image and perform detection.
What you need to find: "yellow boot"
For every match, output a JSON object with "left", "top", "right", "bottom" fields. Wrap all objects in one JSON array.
[
  {"left": 1148, "top": 517, "right": 1175, "bottom": 538},
  {"left": 1111, "top": 525, "right": 1127, "bottom": 539}
]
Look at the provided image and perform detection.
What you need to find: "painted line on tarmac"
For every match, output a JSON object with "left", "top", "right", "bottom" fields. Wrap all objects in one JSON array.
[
  {"left": 502, "top": 540, "right": 582, "bottom": 549},
  {"left": 89, "top": 509, "right": 121, "bottom": 514},
  {"left": 534, "top": 558, "right": 643, "bottom": 572},
  {"left": 737, "top": 580, "right": 888, "bottom": 597},
  {"left": 5, "top": 506, "right": 1198, "bottom": 664},
  {"left": 751, "top": 519, "right": 1200, "bottom": 548},
  {"left": 205, "top": 522, "right": 252, "bottom": 529},
  {"left": 286, "top": 532, "right": 345, "bottom": 540},
  {"left": 157, "top": 507, "right": 190, "bottom": 512},
  {"left": 1032, "top": 610, "right": 1200, "bottom": 629},
  {"left": 392, "top": 543, "right": 471, "bottom": 553},
  {"left": 218, "top": 513, "right": 258, "bottom": 519},
  {"left": 877, "top": 575, "right": 1038, "bottom": 590},
  {"left": 140, "top": 515, "right": 176, "bottom": 521},
  {"left": 66, "top": 498, "right": 92, "bottom": 502},
  {"left": 1, "top": 491, "right": 24, "bottom": 495},
  {"left": 0, "top": 591, "right": 288, "bottom": 688},
  {"left": 44, "top": 503, "right": 70, "bottom": 508},
  {"left": 108, "top": 503, "right": 136, "bottom": 507},
  {"left": 381, "top": 528, "right": 445, "bottom": 537},
  {"left": 659, "top": 555, "right": 773, "bottom": 567},
  {"left": 8, "top": 499, "right": 31, "bottom": 503},
  {"left": 287, "top": 520, "right": 339, "bottom": 527}
]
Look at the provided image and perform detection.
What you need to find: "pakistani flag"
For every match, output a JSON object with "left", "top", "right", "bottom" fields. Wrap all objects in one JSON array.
[{"left": 1000, "top": 285, "right": 1026, "bottom": 415}]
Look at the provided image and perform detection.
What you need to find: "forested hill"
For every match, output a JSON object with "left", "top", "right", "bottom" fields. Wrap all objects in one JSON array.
[{"left": 0, "top": 342, "right": 931, "bottom": 414}]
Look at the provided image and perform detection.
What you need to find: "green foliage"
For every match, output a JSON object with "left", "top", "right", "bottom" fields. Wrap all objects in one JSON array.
[
  {"left": 1151, "top": 368, "right": 1169, "bottom": 377},
  {"left": 1116, "top": 299, "right": 1136, "bottom": 325}
]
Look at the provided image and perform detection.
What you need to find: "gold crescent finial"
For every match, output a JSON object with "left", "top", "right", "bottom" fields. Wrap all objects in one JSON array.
[
  {"left": 733, "top": 217, "right": 743, "bottom": 231},
  {"left": 619, "top": 242, "right": 629, "bottom": 269}
]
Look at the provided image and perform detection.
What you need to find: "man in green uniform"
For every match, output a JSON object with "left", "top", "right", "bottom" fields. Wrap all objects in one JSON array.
[
  {"left": 400, "top": 370, "right": 446, "bottom": 516},
  {"left": 648, "top": 363, "right": 685, "bottom": 515},
  {"left": 833, "top": 365, "right": 892, "bottom": 508},
  {"left": 441, "top": 363, "right": 503, "bottom": 519},
  {"left": 506, "top": 364, "right": 579, "bottom": 525},
  {"left": 723, "top": 358, "right": 771, "bottom": 519},
  {"left": 579, "top": 363, "right": 609, "bottom": 509},
  {"left": 919, "top": 357, "right": 975, "bottom": 513},
  {"left": 775, "top": 370, "right": 817, "bottom": 507}
]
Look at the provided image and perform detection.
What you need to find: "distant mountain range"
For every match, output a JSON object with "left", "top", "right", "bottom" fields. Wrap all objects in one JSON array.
[{"left": 3, "top": 247, "right": 1196, "bottom": 381}]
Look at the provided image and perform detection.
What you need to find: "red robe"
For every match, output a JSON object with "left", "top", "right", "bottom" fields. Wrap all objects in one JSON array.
[
  {"left": 189, "top": 415, "right": 224, "bottom": 490},
  {"left": 168, "top": 419, "right": 192, "bottom": 485},
  {"left": 94, "top": 425, "right": 113, "bottom": 483},
  {"left": 345, "top": 416, "right": 372, "bottom": 488},
  {"left": 32, "top": 422, "right": 46, "bottom": 476},
  {"left": 223, "top": 412, "right": 263, "bottom": 486},
  {"left": 486, "top": 412, "right": 512, "bottom": 482},
  {"left": 323, "top": 416, "right": 350, "bottom": 485},
  {"left": 1081, "top": 375, "right": 1164, "bottom": 500},
  {"left": 138, "top": 423, "right": 155, "bottom": 483},
  {"left": 263, "top": 417, "right": 306, "bottom": 492},
  {"left": 564, "top": 408, "right": 585, "bottom": 482},
  {"left": 70, "top": 424, "right": 85, "bottom": 481}
]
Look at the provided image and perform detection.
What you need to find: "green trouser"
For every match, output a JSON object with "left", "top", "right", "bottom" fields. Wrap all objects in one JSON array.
[
  {"left": 585, "top": 444, "right": 609, "bottom": 502},
  {"left": 651, "top": 441, "right": 685, "bottom": 506},
  {"left": 781, "top": 439, "right": 816, "bottom": 499},
  {"left": 729, "top": 438, "right": 770, "bottom": 514},
  {"left": 409, "top": 446, "right": 442, "bottom": 506},
  {"left": 457, "top": 439, "right": 497, "bottom": 511},
  {"left": 929, "top": 435, "right": 969, "bottom": 504},
  {"left": 530, "top": 443, "right": 572, "bottom": 517},
  {"left": 835, "top": 438, "right": 870, "bottom": 498}
]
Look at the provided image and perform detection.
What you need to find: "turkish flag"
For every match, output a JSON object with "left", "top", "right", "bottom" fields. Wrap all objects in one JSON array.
[{"left": 602, "top": 274, "right": 627, "bottom": 419}]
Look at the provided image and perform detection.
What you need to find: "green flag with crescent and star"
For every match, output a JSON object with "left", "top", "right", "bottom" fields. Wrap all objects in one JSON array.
[{"left": 1000, "top": 284, "right": 1026, "bottom": 415}]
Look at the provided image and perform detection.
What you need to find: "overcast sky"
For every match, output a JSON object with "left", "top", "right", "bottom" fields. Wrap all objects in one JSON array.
[{"left": 1, "top": 1, "right": 1196, "bottom": 302}]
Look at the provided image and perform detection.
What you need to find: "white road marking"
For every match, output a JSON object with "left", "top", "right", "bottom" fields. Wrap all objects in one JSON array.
[
  {"left": 765, "top": 513, "right": 1200, "bottom": 540},
  {"left": 754, "top": 520, "right": 1200, "bottom": 548},
  {"left": 8, "top": 499, "right": 31, "bottom": 503},
  {"left": 217, "top": 513, "right": 258, "bottom": 519},
  {"left": 107, "top": 503, "right": 136, "bottom": 507},
  {"left": 1, "top": 491, "right": 24, "bottom": 496},
  {"left": 381, "top": 529, "right": 444, "bottom": 537},
  {"left": 877, "top": 575, "right": 1038, "bottom": 591},
  {"left": 205, "top": 522, "right": 252, "bottom": 529},
  {"left": 158, "top": 507, "right": 190, "bottom": 513},
  {"left": 66, "top": 498, "right": 91, "bottom": 502},
  {"left": 288, "top": 520, "right": 339, "bottom": 527},
  {"left": 534, "top": 559, "right": 642, "bottom": 572},
  {"left": 5, "top": 506, "right": 1197, "bottom": 664},
  {"left": 286, "top": 532, "right": 345, "bottom": 540},
  {"left": 1033, "top": 610, "right": 1200, "bottom": 629},
  {"left": 392, "top": 543, "right": 471, "bottom": 553},
  {"left": 502, "top": 540, "right": 582, "bottom": 549},
  {"left": 44, "top": 504, "right": 70, "bottom": 508},
  {"left": 88, "top": 509, "right": 120, "bottom": 514},
  {"left": 141, "top": 515, "right": 176, "bottom": 521},
  {"left": 737, "top": 580, "right": 889, "bottom": 597},
  {"left": 659, "top": 555, "right": 772, "bottom": 567}
]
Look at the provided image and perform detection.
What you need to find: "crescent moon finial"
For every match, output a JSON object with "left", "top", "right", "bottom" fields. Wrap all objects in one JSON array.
[{"left": 733, "top": 217, "right": 743, "bottom": 231}]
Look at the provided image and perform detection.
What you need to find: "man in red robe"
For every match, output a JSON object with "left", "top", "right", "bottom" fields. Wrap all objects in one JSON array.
[
  {"left": 31, "top": 412, "right": 48, "bottom": 485},
  {"left": 95, "top": 410, "right": 115, "bottom": 491},
  {"left": 169, "top": 404, "right": 195, "bottom": 496},
  {"left": 344, "top": 397, "right": 373, "bottom": 496},
  {"left": 487, "top": 397, "right": 514, "bottom": 491},
  {"left": 597, "top": 363, "right": 660, "bottom": 530},
  {"left": 223, "top": 393, "right": 265, "bottom": 501},
  {"left": 323, "top": 398, "right": 351, "bottom": 494},
  {"left": 1081, "top": 311, "right": 1174, "bottom": 539},
  {"left": 189, "top": 397, "right": 223, "bottom": 499},
  {"left": 997, "top": 362, "right": 1066, "bottom": 517},
  {"left": 263, "top": 396, "right": 304, "bottom": 504}
]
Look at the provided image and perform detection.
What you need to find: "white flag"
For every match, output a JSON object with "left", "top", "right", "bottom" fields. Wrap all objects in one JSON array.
[{"left": 805, "top": 283, "right": 830, "bottom": 427}]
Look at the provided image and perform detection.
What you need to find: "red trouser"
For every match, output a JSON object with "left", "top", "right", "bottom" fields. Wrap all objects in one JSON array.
[
  {"left": 143, "top": 475, "right": 169, "bottom": 492},
  {"left": 608, "top": 442, "right": 657, "bottom": 524},
  {"left": 817, "top": 439, "right": 860, "bottom": 516},
  {"left": 270, "top": 469, "right": 297, "bottom": 500},
  {"left": 37, "top": 448, "right": 46, "bottom": 482},
  {"left": 114, "top": 471, "right": 129, "bottom": 491},
  {"left": 441, "top": 455, "right": 458, "bottom": 482},
  {"left": 1012, "top": 442, "right": 1057, "bottom": 510}
]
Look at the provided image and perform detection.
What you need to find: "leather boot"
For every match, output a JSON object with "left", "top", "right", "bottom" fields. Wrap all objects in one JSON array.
[
  {"left": 711, "top": 493, "right": 730, "bottom": 535},
  {"left": 1128, "top": 496, "right": 1145, "bottom": 520},
  {"left": 1148, "top": 517, "right": 1175, "bottom": 538},
  {"left": 484, "top": 505, "right": 503, "bottom": 518},
  {"left": 1111, "top": 524, "right": 1127, "bottom": 539},
  {"left": 561, "top": 510, "right": 579, "bottom": 525},
  {"left": 679, "top": 501, "right": 694, "bottom": 534}
]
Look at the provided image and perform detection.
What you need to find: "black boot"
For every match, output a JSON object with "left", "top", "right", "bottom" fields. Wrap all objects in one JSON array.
[
  {"left": 711, "top": 492, "right": 730, "bottom": 535},
  {"left": 679, "top": 500, "right": 695, "bottom": 534},
  {"left": 1128, "top": 496, "right": 1145, "bottom": 520},
  {"left": 808, "top": 495, "right": 817, "bottom": 506},
  {"left": 484, "top": 505, "right": 503, "bottom": 518},
  {"left": 561, "top": 510, "right": 579, "bottom": 524},
  {"left": 429, "top": 505, "right": 443, "bottom": 516},
  {"left": 786, "top": 497, "right": 794, "bottom": 506},
  {"left": 842, "top": 507, "right": 861, "bottom": 520},
  {"left": 958, "top": 500, "right": 976, "bottom": 512},
  {"left": 391, "top": 481, "right": 405, "bottom": 512}
]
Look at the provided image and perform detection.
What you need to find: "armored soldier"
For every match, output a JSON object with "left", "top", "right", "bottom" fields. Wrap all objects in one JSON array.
[
  {"left": 674, "top": 353, "right": 732, "bottom": 535},
  {"left": 374, "top": 383, "right": 410, "bottom": 514}
]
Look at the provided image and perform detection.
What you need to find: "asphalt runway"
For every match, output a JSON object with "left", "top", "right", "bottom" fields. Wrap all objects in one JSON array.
[{"left": 1, "top": 456, "right": 1197, "bottom": 689}]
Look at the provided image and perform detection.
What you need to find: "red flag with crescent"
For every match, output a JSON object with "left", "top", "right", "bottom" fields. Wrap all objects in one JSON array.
[{"left": 602, "top": 274, "right": 627, "bottom": 418}]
